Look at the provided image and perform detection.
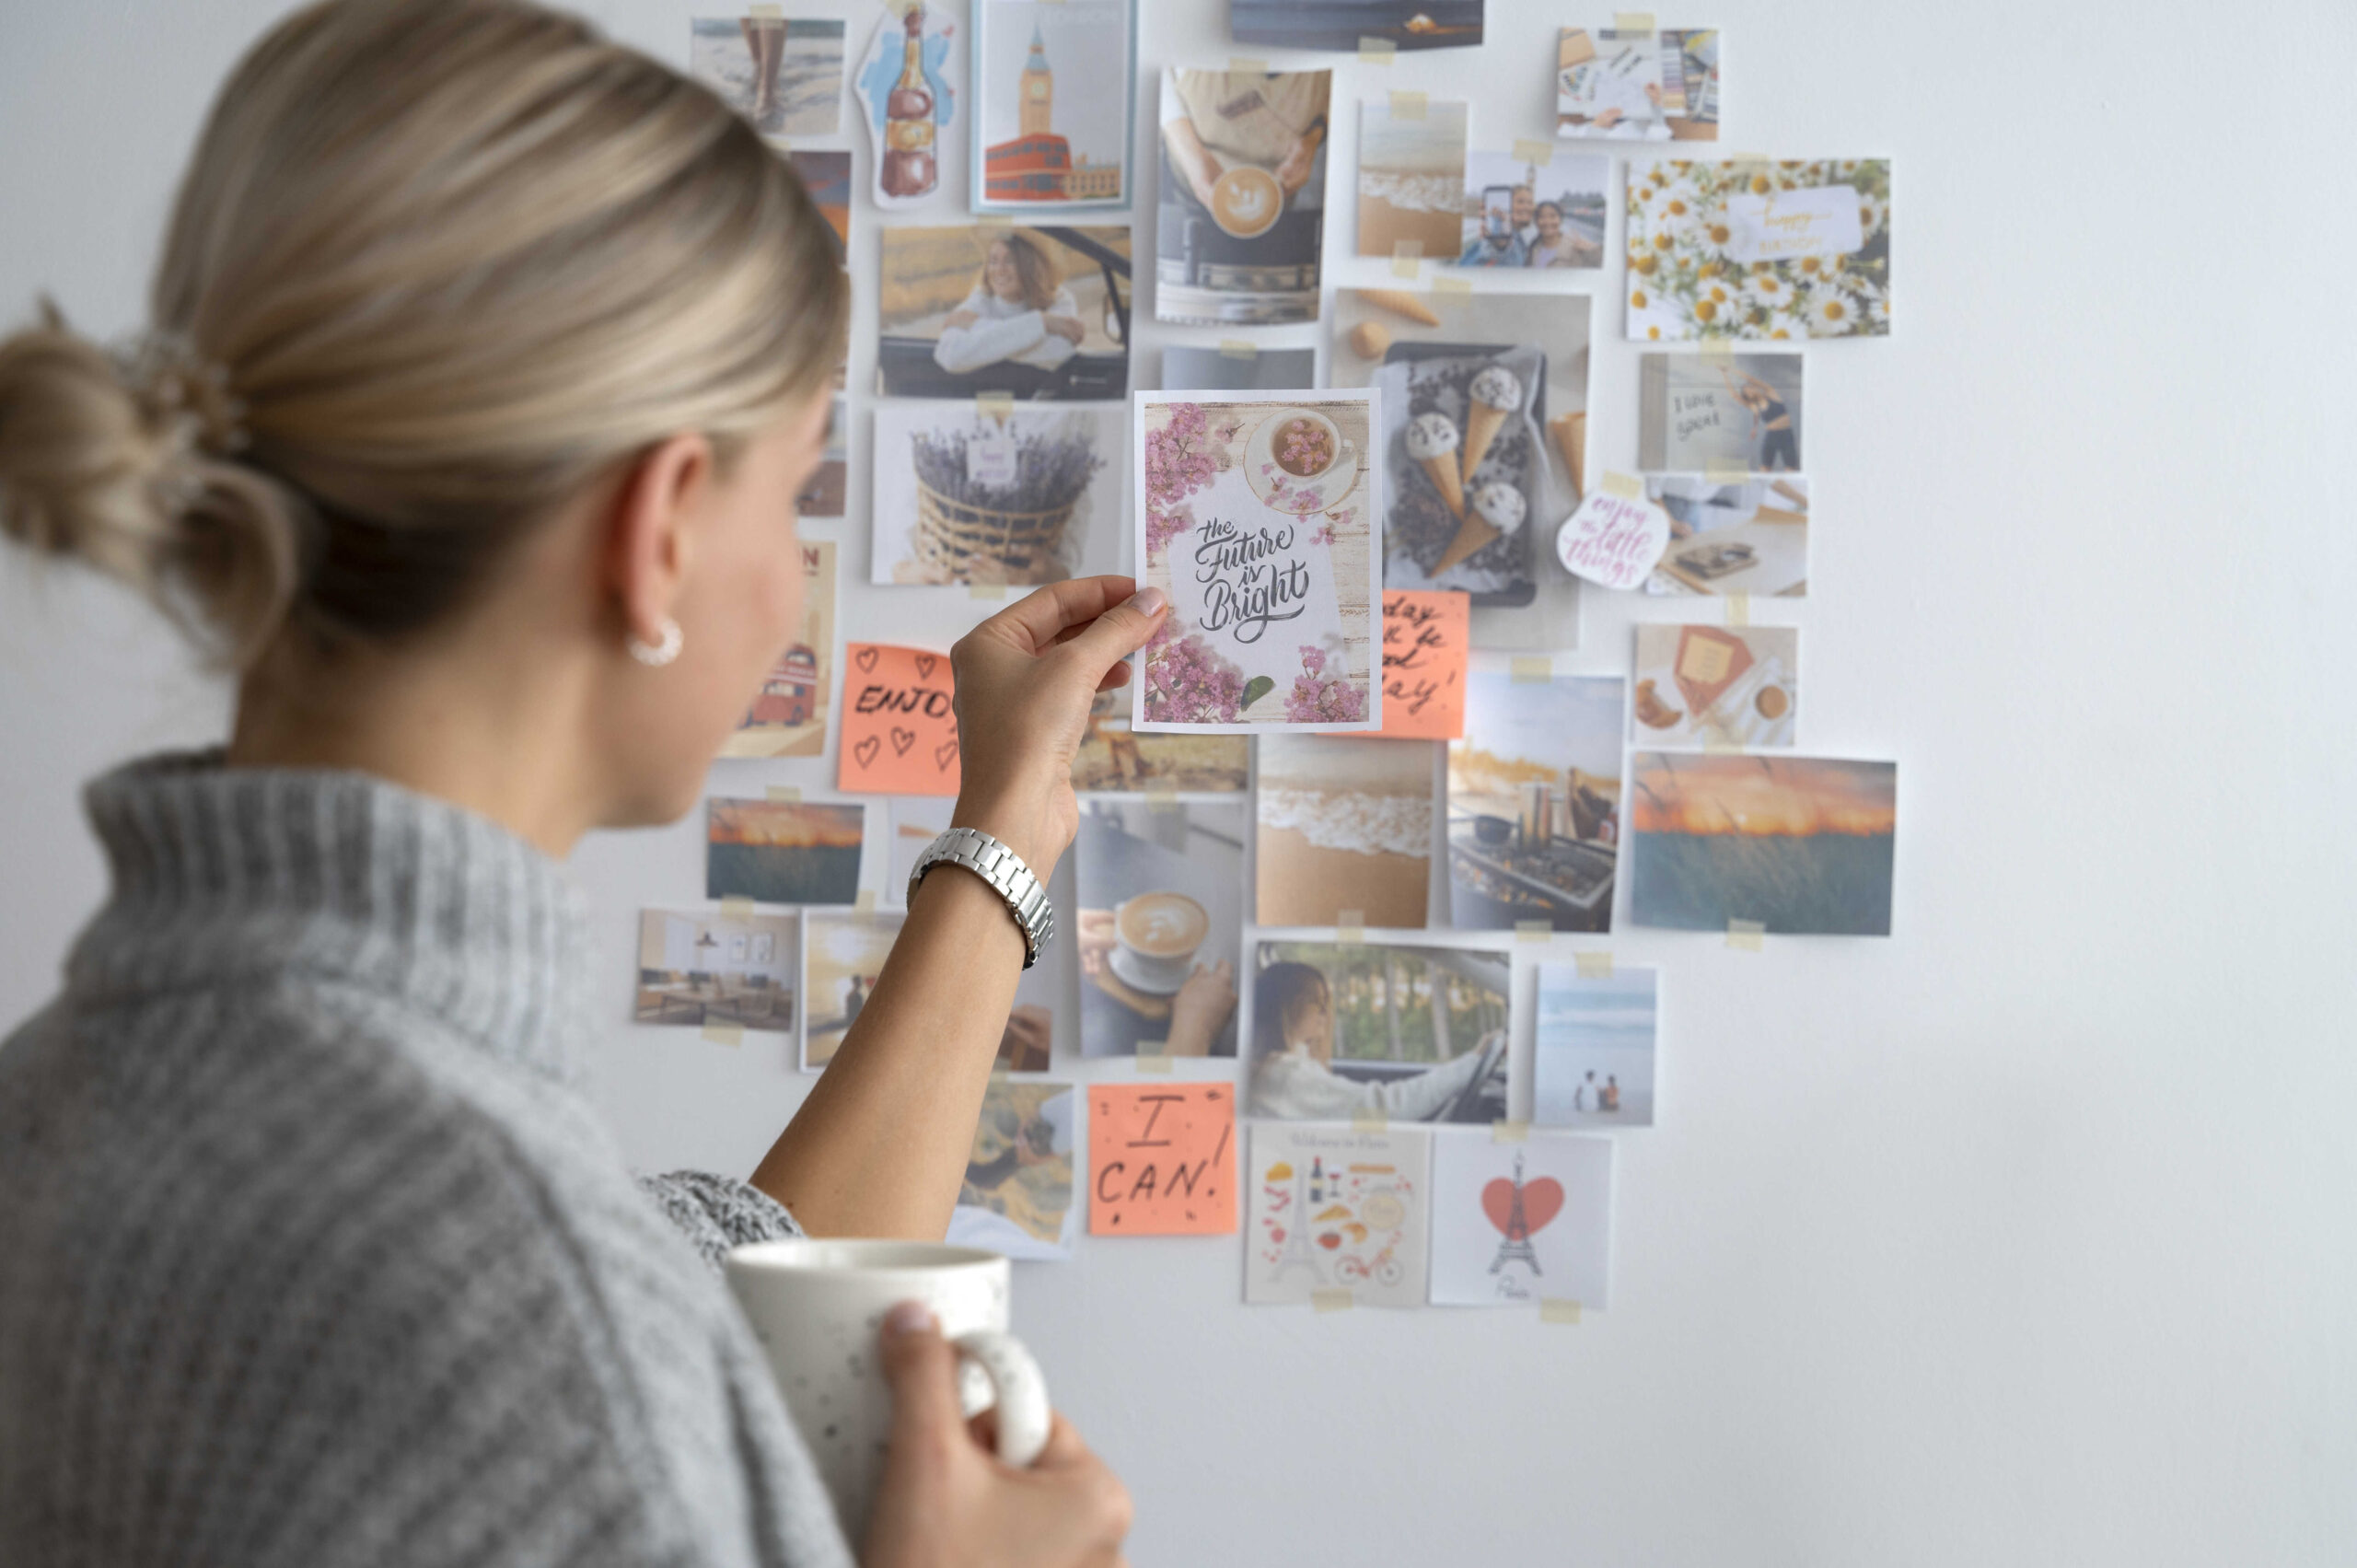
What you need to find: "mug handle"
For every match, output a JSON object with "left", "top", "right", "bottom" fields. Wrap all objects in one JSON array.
[
  {"left": 1331, "top": 436, "right": 1356, "bottom": 476},
  {"left": 950, "top": 1330, "right": 1051, "bottom": 1469}
]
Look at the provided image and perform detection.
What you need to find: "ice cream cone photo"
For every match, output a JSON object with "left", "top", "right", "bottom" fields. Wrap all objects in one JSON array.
[
  {"left": 1434, "top": 480, "right": 1526, "bottom": 577},
  {"left": 1457, "top": 364, "right": 1524, "bottom": 489},
  {"left": 1405, "top": 410, "right": 1464, "bottom": 519}
]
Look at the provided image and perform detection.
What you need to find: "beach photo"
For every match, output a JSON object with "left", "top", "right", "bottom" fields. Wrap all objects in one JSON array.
[
  {"left": 800, "top": 907, "right": 905, "bottom": 1069},
  {"left": 705, "top": 798, "right": 865, "bottom": 906},
  {"left": 1645, "top": 474, "right": 1809, "bottom": 598},
  {"left": 1638, "top": 352, "right": 1804, "bottom": 474},
  {"left": 946, "top": 1078, "right": 1078, "bottom": 1260},
  {"left": 1427, "top": 1133, "right": 1613, "bottom": 1308},
  {"left": 870, "top": 400, "right": 1120, "bottom": 587},
  {"left": 1155, "top": 67, "right": 1330, "bottom": 326},
  {"left": 1627, "top": 158, "right": 1892, "bottom": 340},
  {"left": 1246, "top": 1122, "right": 1432, "bottom": 1309},
  {"left": 690, "top": 16, "right": 844, "bottom": 139},
  {"left": 973, "top": 0, "right": 1132, "bottom": 211},
  {"left": 1070, "top": 686, "right": 1249, "bottom": 794},
  {"left": 721, "top": 540, "right": 834, "bottom": 759},
  {"left": 1631, "top": 623, "right": 1798, "bottom": 750},
  {"left": 1454, "top": 149, "right": 1607, "bottom": 270},
  {"left": 1256, "top": 734, "right": 1433, "bottom": 930},
  {"left": 1355, "top": 99, "right": 1466, "bottom": 261},
  {"left": 1447, "top": 670, "right": 1624, "bottom": 933},
  {"left": 876, "top": 224, "right": 1130, "bottom": 400},
  {"left": 1074, "top": 798, "right": 1245, "bottom": 1059},
  {"left": 1331, "top": 288, "right": 1592, "bottom": 609},
  {"left": 1247, "top": 939, "right": 1510, "bottom": 1126},
  {"left": 1627, "top": 753, "right": 1898, "bottom": 935},
  {"left": 633, "top": 909, "right": 799, "bottom": 1039},
  {"left": 1533, "top": 964, "right": 1656, "bottom": 1128},
  {"left": 1232, "top": 0, "right": 1485, "bottom": 52}
]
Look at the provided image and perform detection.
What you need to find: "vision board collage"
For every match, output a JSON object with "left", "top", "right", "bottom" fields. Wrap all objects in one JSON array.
[{"left": 664, "top": 2, "right": 1895, "bottom": 1310}]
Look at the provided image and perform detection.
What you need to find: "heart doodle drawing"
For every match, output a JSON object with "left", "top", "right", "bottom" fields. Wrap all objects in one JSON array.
[
  {"left": 853, "top": 736, "right": 881, "bottom": 771},
  {"left": 914, "top": 654, "right": 937, "bottom": 680},
  {"left": 854, "top": 646, "right": 880, "bottom": 673},
  {"left": 890, "top": 726, "right": 917, "bottom": 758},
  {"left": 1481, "top": 1175, "right": 1563, "bottom": 1238},
  {"left": 934, "top": 738, "right": 959, "bottom": 771}
]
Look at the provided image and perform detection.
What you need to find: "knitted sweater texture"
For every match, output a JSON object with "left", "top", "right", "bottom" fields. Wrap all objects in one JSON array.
[{"left": 0, "top": 750, "right": 855, "bottom": 1568}]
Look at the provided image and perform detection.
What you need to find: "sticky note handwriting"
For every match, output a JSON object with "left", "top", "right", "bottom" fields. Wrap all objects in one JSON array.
[
  {"left": 1088, "top": 1083, "right": 1237, "bottom": 1237},
  {"left": 837, "top": 644, "right": 961, "bottom": 796}
]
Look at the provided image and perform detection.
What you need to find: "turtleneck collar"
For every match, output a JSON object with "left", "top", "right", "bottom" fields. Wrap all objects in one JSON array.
[{"left": 68, "top": 747, "right": 597, "bottom": 1089}]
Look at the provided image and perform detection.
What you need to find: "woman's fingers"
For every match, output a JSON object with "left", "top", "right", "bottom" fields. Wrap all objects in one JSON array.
[
  {"left": 1051, "top": 587, "right": 1167, "bottom": 681},
  {"left": 982, "top": 575, "right": 1138, "bottom": 655}
]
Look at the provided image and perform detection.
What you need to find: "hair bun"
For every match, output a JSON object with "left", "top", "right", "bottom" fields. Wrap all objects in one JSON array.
[{"left": 0, "top": 297, "right": 299, "bottom": 667}]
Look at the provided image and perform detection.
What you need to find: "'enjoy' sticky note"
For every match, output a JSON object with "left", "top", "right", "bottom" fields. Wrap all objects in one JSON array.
[{"left": 837, "top": 644, "right": 961, "bottom": 796}]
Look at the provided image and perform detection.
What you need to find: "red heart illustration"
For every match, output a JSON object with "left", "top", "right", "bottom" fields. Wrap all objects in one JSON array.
[
  {"left": 934, "top": 738, "right": 960, "bottom": 771},
  {"left": 915, "top": 655, "right": 937, "bottom": 680},
  {"left": 854, "top": 646, "right": 880, "bottom": 673},
  {"left": 1481, "top": 1177, "right": 1563, "bottom": 1237},
  {"left": 853, "top": 736, "right": 881, "bottom": 771}
]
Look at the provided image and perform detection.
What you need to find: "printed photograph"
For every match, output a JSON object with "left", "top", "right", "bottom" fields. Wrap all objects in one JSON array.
[
  {"left": 870, "top": 401, "right": 1121, "bottom": 586},
  {"left": 946, "top": 1078, "right": 1078, "bottom": 1260},
  {"left": 854, "top": 1, "right": 961, "bottom": 211},
  {"left": 798, "top": 392, "right": 848, "bottom": 518},
  {"left": 1658, "top": 29, "right": 1723, "bottom": 138},
  {"left": 1133, "top": 391, "right": 1381, "bottom": 732},
  {"left": 1246, "top": 1121, "right": 1432, "bottom": 1310},
  {"left": 973, "top": 0, "right": 1132, "bottom": 210},
  {"left": 1159, "top": 344, "right": 1318, "bottom": 393},
  {"left": 1455, "top": 149, "right": 1607, "bottom": 270},
  {"left": 800, "top": 907, "right": 905, "bottom": 1069},
  {"left": 1627, "top": 753, "right": 1898, "bottom": 935},
  {"left": 1355, "top": 99, "right": 1467, "bottom": 261},
  {"left": 1071, "top": 686, "right": 1250, "bottom": 795},
  {"left": 1631, "top": 623, "right": 1798, "bottom": 750},
  {"left": 1330, "top": 288, "right": 1593, "bottom": 609},
  {"left": 690, "top": 15, "right": 845, "bottom": 139},
  {"left": 1553, "top": 26, "right": 1673, "bottom": 141},
  {"left": 790, "top": 149, "right": 853, "bottom": 266},
  {"left": 1232, "top": 0, "right": 1484, "bottom": 52},
  {"left": 1074, "top": 797, "right": 1245, "bottom": 1059},
  {"left": 1627, "top": 158, "right": 1892, "bottom": 340},
  {"left": 1155, "top": 67, "right": 1331, "bottom": 326},
  {"left": 1447, "top": 670, "right": 1624, "bottom": 933},
  {"left": 633, "top": 909, "right": 799, "bottom": 1038},
  {"left": 1256, "top": 734, "right": 1433, "bottom": 930},
  {"left": 1645, "top": 474, "right": 1809, "bottom": 598},
  {"left": 722, "top": 540, "right": 835, "bottom": 759},
  {"left": 876, "top": 224, "right": 1131, "bottom": 400},
  {"left": 705, "top": 798, "right": 865, "bottom": 906},
  {"left": 1247, "top": 939, "right": 1509, "bottom": 1125},
  {"left": 1533, "top": 965, "right": 1656, "bottom": 1127},
  {"left": 1428, "top": 1133, "right": 1613, "bottom": 1308},
  {"left": 1638, "top": 352, "right": 1804, "bottom": 474}
]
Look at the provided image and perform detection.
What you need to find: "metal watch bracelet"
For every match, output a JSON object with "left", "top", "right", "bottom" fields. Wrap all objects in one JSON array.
[{"left": 905, "top": 825, "right": 1053, "bottom": 970}]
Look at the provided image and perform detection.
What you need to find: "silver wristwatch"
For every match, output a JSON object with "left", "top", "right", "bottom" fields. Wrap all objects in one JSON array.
[{"left": 906, "top": 826, "right": 1053, "bottom": 970}]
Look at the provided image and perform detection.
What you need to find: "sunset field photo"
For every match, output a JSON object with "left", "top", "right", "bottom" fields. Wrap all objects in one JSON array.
[{"left": 1626, "top": 753, "right": 1897, "bottom": 935}]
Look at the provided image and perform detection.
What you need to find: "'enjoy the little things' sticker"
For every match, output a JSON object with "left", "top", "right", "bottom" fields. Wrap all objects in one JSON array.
[{"left": 1554, "top": 487, "right": 1671, "bottom": 591}]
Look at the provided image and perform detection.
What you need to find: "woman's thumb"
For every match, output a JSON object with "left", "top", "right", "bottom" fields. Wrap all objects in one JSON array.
[{"left": 878, "top": 1302, "right": 965, "bottom": 1436}]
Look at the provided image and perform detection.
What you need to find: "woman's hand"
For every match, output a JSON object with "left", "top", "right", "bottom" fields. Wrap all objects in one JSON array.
[
  {"left": 864, "top": 1305, "right": 1132, "bottom": 1568},
  {"left": 1074, "top": 909, "right": 1116, "bottom": 976},
  {"left": 1165, "top": 959, "right": 1237, "bottom": 1057},
  {"left": 948, "top": 577, "right": 1167, "bottom": 876},
  {"left": 1044, "top": 315, "right": 1086, "bottom": 346}
]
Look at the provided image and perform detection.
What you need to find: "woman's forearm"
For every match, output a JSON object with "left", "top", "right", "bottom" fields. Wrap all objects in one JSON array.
[{"left": 749, "top": 865, "right": 1027, "bottom": 1238}]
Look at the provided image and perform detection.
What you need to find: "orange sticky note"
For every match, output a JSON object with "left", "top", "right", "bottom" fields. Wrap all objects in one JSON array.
[
  {"left": 838, "top": 644, "right": 960, "bottom": 796},
  {"left": 1087, "top": 1083, "right": 1236, "bottom": 1237},
  {"left": 1330, "top": 589, "right": 1468, "bottom": 741}
]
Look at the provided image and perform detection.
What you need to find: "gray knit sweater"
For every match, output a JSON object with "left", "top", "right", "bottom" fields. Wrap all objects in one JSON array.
[{"left": 0, "top": 749, "right": 856, "bottom": 1568}]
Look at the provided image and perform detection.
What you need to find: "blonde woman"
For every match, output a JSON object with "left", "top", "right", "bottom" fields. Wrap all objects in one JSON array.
[
  {"left": 930, "top": 233, "right": 1086, "bottom": 377},
  {"left": 0, "top": 2, "right": 1155, "bottom": 1564}
]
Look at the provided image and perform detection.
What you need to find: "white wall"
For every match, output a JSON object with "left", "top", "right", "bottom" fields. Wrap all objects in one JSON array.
[{"left": 5, "top": 2, "right": 2354, "bottom": 1562}]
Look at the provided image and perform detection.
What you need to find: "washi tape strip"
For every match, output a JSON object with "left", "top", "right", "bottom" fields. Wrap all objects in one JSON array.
[
  {"left": 1510, "top": 655, "right": 1554, "bottom": 683},
  {"left": 1432, "top": 273, "right": 1473, "bottom": 296},
  {"left": 1134, "top": 1046, "right": 1173, "bottom": 1074},
  {"left": 970, "top": 583, "right": 1007, "bottom": 599},
  {"left": 1515, "top": 919, "right": 1552, "bottom": 943},
  {"left": 1575, "top": 950, "right": 1615, "bottom": 979},
  {"left": 766, "top": 784, "right": 802, "bottom": 803},
  {"left": 976, "top": 389, "right": 1016, "bottom": 420},
  {"left": 1313, "top": 1287, "right": 1355, "bottom": 1313},
  {"left": 748, "top": 4, "right": 783, "bottom": 18},
  {"left": 721, "top": 896, "right": 756, "bottom": 919},
  {"left": 1492, "top": 1119, "right": 1529, "bottom": 1144},
  {"left": 1512, "top": 136, "right": 1554, "bottom": 166},
  {"left": 1351, "top": 1108, "right": 1387, "bottom": 1133},
  {"left": 1218, "top": 338, "right": 1258, "bottom": 360},
  {"left": 1601, "top": 470, "right": 1642, "bottom": 499},
  {"left": 1389, "top": 89, "right": 1427, "bottom": 119},
  {"left": 854, "top": 888, "right": 878, "bottom": 915},
  {"left": 703, "top": 1023, "right": 746, "bottom": 1047},
  {"left": 1615, "top": 12, "right": 1656, "bottom": 33},
  {"left": 1358, "top": 37, "right": 1397, "bottom": 64},
  {"left": 1703, "top": 736, "right": 1743, "bottom": 755},
  {"left": 1724, "top": 590, "right": 1750, "bottom": 627},
  {"left": 1228, "top": 55, "right": 1268, "bottom": 75},
  {"left": 1726, "top": 917, "right": 1766, "bottom": 950},
  {"left": 974, "top": 212, "right": 1013, "bottom": 229},
  {"left": 1703, "top": 456, "right": 1750, "bottom": 484},
  {"left": 1145, "top": 786, "right": 1181, "bottom": 813},
  {"left": 1697, "top": 337, "right": 1736, "bottom": 362},
  {"left": 1540, "top": 1297, "right": 1583, "bottom": 1325},
  {"left": 1336, "top": 910, "right": 1366, "bottom": 944}
]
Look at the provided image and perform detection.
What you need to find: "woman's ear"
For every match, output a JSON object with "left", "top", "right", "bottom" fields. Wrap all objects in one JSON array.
[{"left": 605, "top": 432, "right": 714, "bottom": 646}]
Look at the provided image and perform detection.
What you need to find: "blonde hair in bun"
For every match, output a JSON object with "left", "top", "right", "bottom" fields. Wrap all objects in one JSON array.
[{"left": 0, "top": 0, "right": 849, "bottom": 670}]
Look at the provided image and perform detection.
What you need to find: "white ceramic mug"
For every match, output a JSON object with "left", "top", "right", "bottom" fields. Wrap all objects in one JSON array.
[{"left": 725, "top": 1239, "right": 1051, "bottom": 1542}]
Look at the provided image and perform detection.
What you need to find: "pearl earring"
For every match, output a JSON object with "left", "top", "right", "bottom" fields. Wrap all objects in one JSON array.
[{"left": 627, "top": 615, "right": 682, "bottom": 667}]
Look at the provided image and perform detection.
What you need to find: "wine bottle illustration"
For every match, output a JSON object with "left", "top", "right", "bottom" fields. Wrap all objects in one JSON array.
[{"left": 880, "top": 5, "right": 936, "bottom": 200}]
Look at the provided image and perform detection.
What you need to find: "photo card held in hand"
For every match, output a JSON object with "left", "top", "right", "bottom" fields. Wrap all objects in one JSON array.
[
  {"left": 837, "top": 644, "right": 960, "bottom": 796},
  {"left": 1133, "top": 389, "right": 1383, "bottom": 733},
  {"left": 1075, "top": 796, "right": 1245, "bottom": 1059},
  {"left": 947, "top": 1078, "right": 1078, "bottom": 1260}
]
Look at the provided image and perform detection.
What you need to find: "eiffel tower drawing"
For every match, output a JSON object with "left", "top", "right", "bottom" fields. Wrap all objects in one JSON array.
[
  {"left": 1270, "top": 1161, "right": 1323, "bottom": 1284},
  {"left": 1488, "top": 1149, "right": 1542, "bottom": 1277}
]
